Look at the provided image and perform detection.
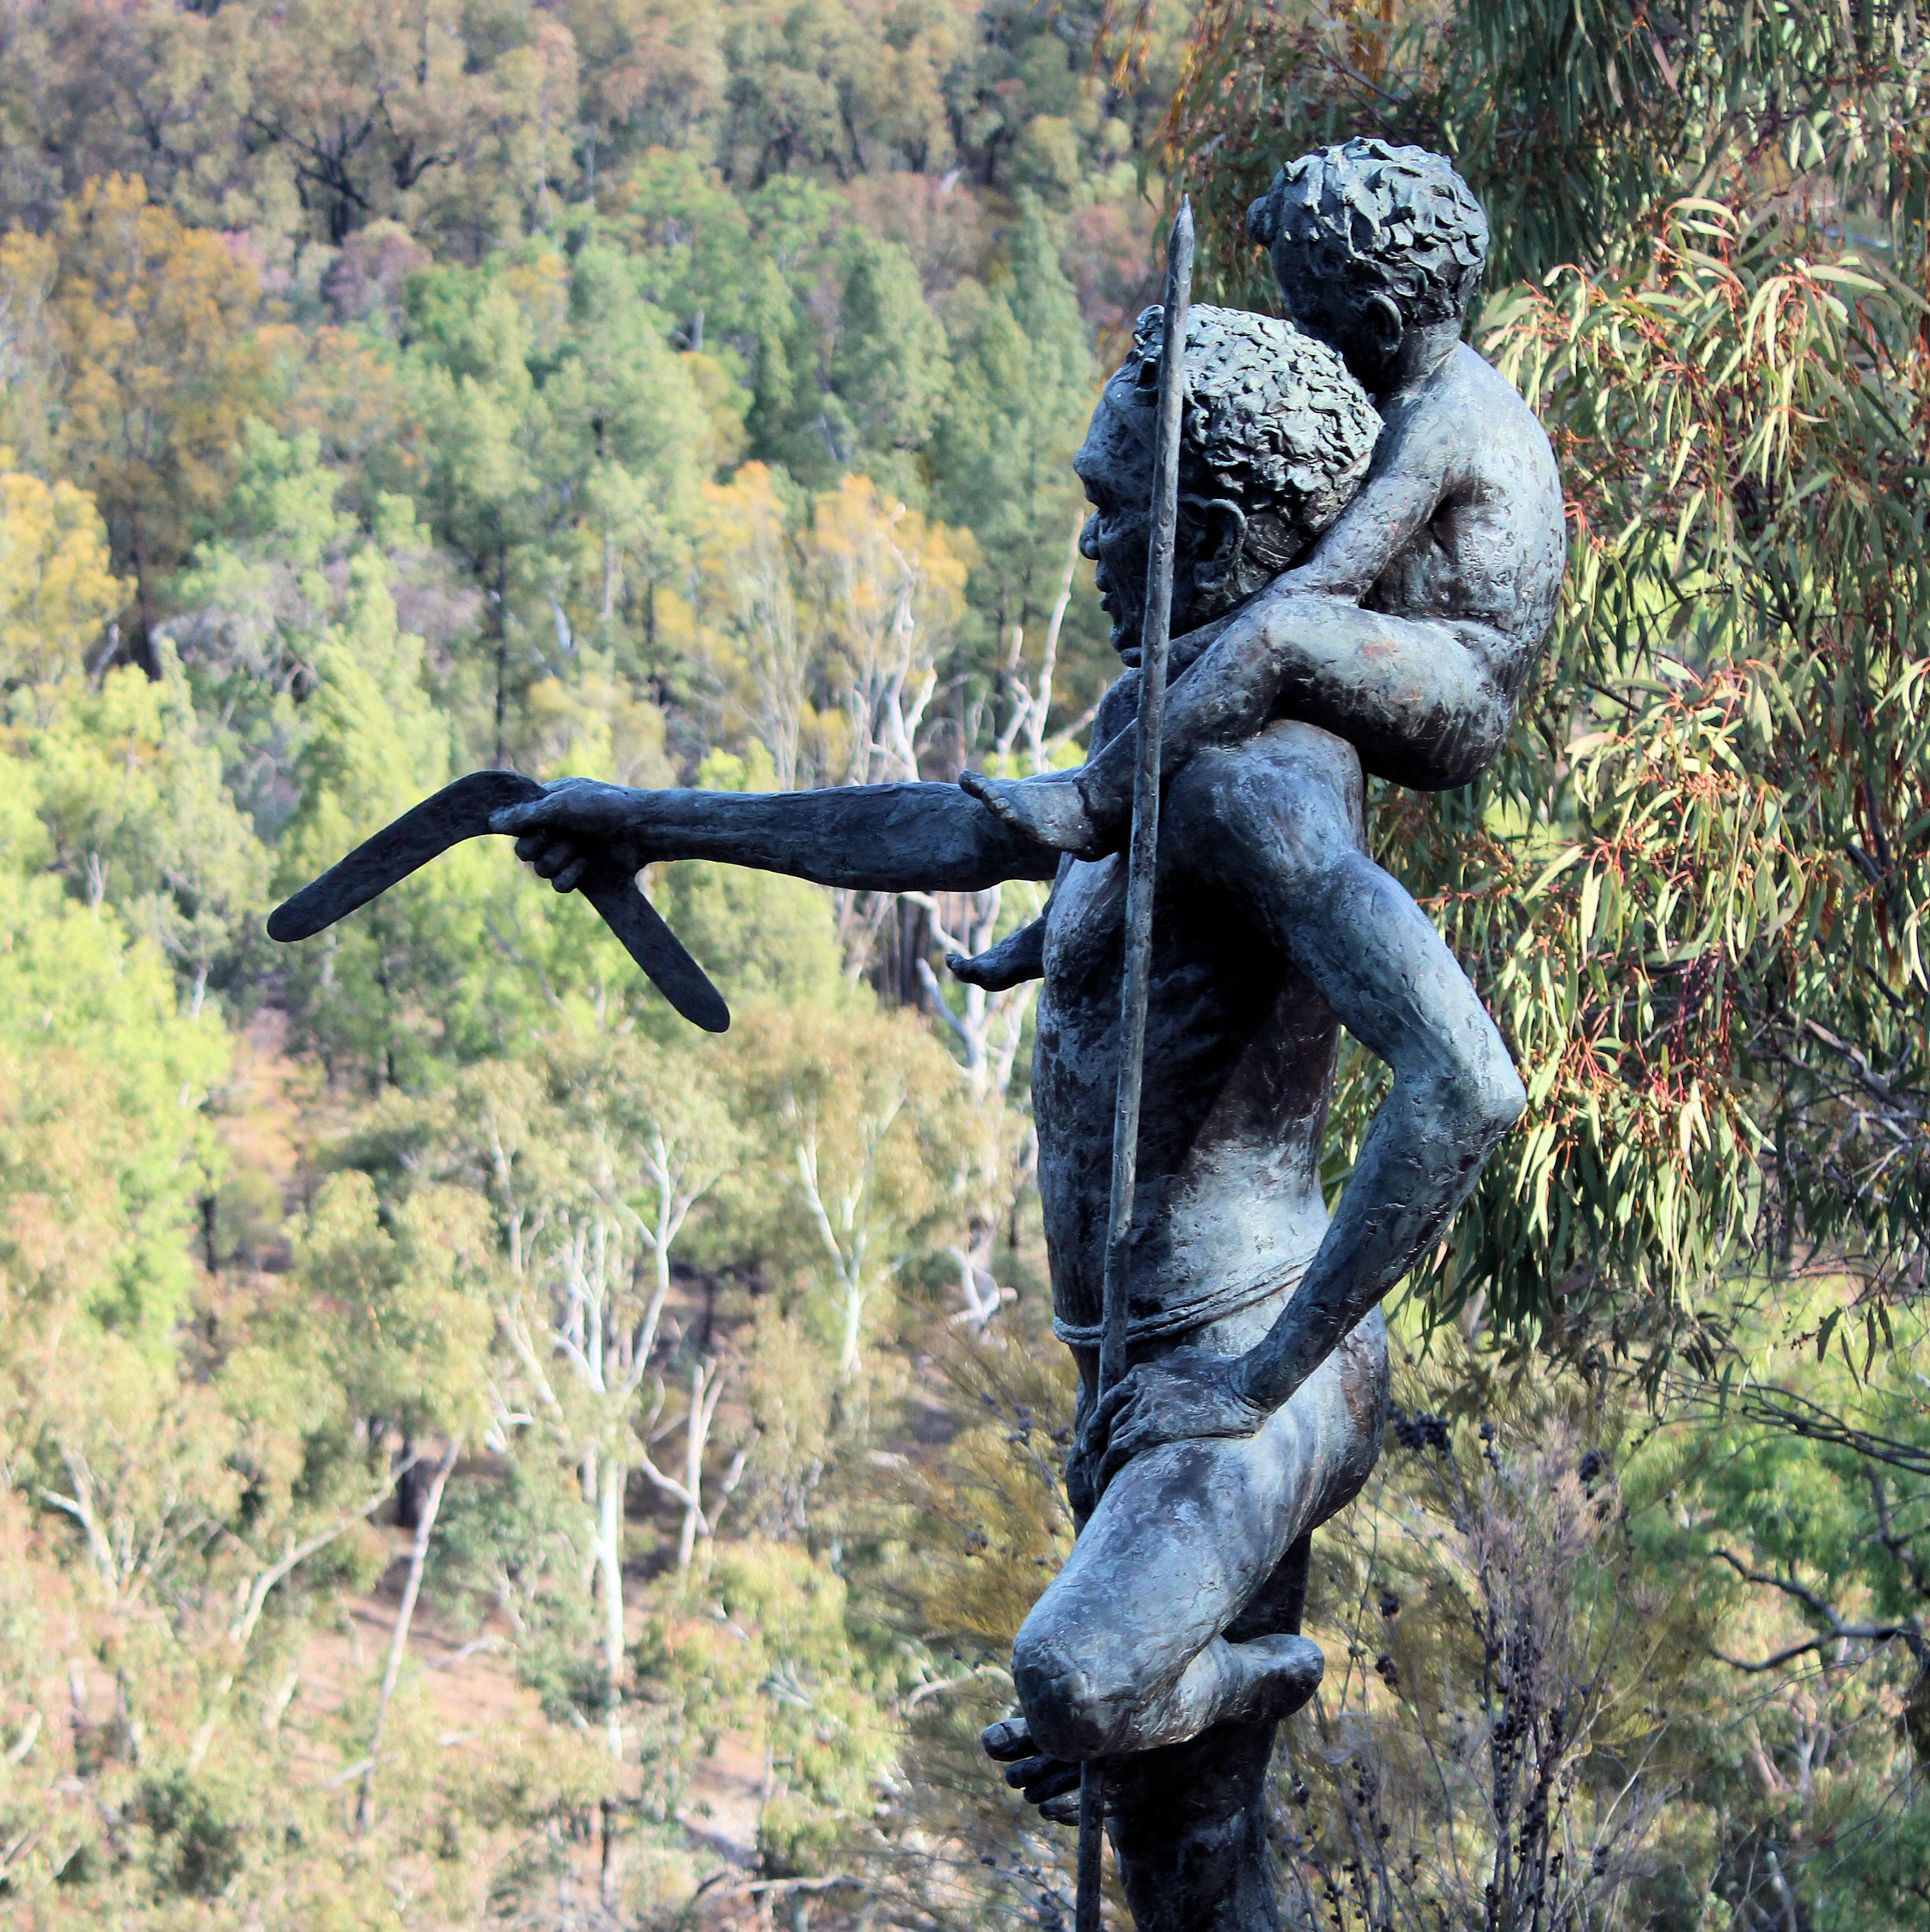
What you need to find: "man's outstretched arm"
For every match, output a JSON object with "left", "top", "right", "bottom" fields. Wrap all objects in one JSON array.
[{"left": 491, "top": 776, "right": 1060, "bottom": 896}]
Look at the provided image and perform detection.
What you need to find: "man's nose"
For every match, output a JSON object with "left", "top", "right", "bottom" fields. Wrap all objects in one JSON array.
[{"left": 1078, "top": 514, "right": 1101, "bottom": 561}]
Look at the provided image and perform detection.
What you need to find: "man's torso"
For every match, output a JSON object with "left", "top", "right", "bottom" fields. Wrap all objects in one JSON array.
[{"left": 1031, "top": 729, "right": 1359, "bottom": 1360}]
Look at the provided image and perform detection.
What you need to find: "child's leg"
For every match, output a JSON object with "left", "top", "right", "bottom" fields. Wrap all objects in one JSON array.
[
  {"left": 962, "top": 596, "right": 1509, "bottom": 855},
  {"left": 963, "top": 591, "right": 1347, "bottom": 857}
]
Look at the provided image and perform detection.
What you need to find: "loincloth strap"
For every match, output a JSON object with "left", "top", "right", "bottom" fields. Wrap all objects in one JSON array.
[{"left": 1051, "top": 1246, "right": 1318, "bottom": 1350}]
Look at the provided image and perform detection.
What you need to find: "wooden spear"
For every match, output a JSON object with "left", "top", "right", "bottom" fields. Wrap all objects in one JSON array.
[{"left": 1075, "top": 194, "right": 1193, "bottom": 1932}]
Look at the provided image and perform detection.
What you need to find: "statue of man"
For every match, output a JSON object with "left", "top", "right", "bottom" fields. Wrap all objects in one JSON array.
[{"left": 491, "top": 278, "right": 1536, "bottom": 1923}]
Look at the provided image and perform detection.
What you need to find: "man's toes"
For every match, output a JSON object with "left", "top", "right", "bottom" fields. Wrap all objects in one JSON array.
[
  {"left": 980, "top": 1716, "right": 1035, "bottom": 1762},
  {"left": 1021, "top": 1763, "right": 1081, "bottom": 1806},
  {"left": 1001, "top": 1753, "right": 1058, "bottom": 1791}
]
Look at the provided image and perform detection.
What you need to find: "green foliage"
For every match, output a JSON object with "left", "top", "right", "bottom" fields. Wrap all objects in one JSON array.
[
  {"left": 291, "top": 1171, "right": 496, "bottom": 1437},
  {"left": 829, "top": 231, "right": 953, "bottom": 472},
  {"left": 8, "top": 0, "right": 1929, "bottom": 1924},
  {"left": 22, "top": 653, "right": 271, "bottom": 1011},
  {"left": 1360, "top": 208, "right": 1926, "bottom": 1374},
  {"left": 1152, "top": 0, "right": 1930, "bottom": 302},
  {"left": 932, "top": 190, "right": 1101, "bottom": 676},
  {"left": 0, "top": 869, "right": 227, "bottom": 1340},
  {"left": 0, "top": 1, "right": 1170, "bottom": 1918},
  {"left": 1148, "top": 5, "right": 1930, "bottom": 1923},
  {"left": 1159, "top": 8, "right": 1929, "bottom": 1376},
  {"left": 638, "top": 1539, "right": 907, "bottom": 1872}
]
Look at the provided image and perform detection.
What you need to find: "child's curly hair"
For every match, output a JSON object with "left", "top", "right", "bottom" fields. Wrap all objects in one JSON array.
[
  {"left": 1123, "top": 304, "right": 1379, "bottom": 554},
  {"left": 1247, "top": 139, "right": 1488, "bottom": 327}
]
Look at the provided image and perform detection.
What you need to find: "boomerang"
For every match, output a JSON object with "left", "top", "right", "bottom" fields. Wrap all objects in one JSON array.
[{"left": 266, "top": 771, "right": 731, "bottom": 1034}]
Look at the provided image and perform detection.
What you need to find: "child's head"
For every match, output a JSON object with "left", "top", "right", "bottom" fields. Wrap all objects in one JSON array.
[
  {"left": 1074, "top": 304, "right": 1379, "bottom": 655},
  {"left": 1247, "top": 140, "right": 1487, "bottom": 378}
]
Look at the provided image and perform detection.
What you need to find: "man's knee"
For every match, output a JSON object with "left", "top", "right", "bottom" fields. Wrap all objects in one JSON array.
[{"left": 1011, "top": 1611, "right": 1137, "bottom": 1761}]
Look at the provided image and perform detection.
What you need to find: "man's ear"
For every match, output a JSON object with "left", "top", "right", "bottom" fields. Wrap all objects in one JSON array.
[
  {"left": 1360, "top": 291, "right": 1405, "bottom": 362},
  {"left": 1191, "top": 497, "right": 1249, "bottom": 599}
]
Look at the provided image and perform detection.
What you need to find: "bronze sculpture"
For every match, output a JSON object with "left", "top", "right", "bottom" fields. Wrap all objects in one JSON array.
[{"left": 271, "top": 139, "right": 1564, "bottom": 1932}]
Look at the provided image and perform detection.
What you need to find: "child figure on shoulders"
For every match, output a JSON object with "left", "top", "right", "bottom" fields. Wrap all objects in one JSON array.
[{"left": 959, "top": 139, "right": 1565, "bottom": 864}]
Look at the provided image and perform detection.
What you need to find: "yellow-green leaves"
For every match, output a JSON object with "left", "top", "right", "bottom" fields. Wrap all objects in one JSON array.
[
  {"left": 1353, "top": 201, "right": 1930, "bottom": 1372},
  {"left": 0, "top": 469, "right": 123, "bottom": 693}
]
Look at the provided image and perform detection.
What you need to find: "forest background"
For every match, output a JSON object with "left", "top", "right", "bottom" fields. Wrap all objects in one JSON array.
[{"left": 0, "top": 1, "right": 1926, "bottom": 1927}]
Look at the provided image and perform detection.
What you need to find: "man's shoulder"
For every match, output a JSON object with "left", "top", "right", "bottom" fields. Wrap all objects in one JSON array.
[{"left": 1179, "top": 720, "right": 1365, "bottom": 845}]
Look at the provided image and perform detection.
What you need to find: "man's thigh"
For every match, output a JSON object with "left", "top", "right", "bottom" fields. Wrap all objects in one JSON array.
[{"left": 1019, "top": 1310, "right": 1389, "bottom": 1695}]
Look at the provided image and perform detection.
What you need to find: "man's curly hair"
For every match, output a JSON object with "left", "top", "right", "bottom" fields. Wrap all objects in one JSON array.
[
  {"left": 1124, "top": 303, "right": 1379, "bottom": 549},
  {"left": 1247, "top": 140, "right": 1489, "bottom": 327}
]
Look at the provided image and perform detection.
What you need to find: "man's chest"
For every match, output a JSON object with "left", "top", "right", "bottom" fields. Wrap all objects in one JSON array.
[{"left": 1040, "top": 854, "right": 1128, "bottom": 1009}]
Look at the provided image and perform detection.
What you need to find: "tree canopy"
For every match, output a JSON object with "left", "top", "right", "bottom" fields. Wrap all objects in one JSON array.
[{"left": 0, "top": 0, "right": 1924, "bottom": 1926}]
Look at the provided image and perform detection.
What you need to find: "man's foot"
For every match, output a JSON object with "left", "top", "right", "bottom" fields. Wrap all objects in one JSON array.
[
  {"left": 979, "top": 1639, "right": 1321, "bottom": 1828},
  {"left": 1215, "top": 1633, "right": 1323, "bottom": 1726},
  {"left": 959, "top": 771, "right": 1118, "bottom": 861},
  {"left": 982, "top": 1715, "right": 1082, "bottom": 1826}
]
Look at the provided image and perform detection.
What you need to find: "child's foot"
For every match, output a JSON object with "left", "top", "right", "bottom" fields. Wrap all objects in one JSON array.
[{"left": 959, "top": 770, "right": 1118, "bottom": 860}]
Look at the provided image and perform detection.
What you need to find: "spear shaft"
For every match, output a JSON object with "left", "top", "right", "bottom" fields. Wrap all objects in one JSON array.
[{"left": 1074, "top": 194, "right": 1193, "bottom": 1932}]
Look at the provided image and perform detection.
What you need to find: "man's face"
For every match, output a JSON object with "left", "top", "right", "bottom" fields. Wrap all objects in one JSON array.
[
  {"left": 1072, "top": 373, "right": 1228, "bottom": 660},
  {"left": 1072, "top": 372, "right": 1159, "bottom": 658}
]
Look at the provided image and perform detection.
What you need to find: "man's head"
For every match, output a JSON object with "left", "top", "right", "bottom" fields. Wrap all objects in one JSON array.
[
  {"left": 1247, "top": 140, "right": 1487, "bottom": 386},
  {"left": 1073, "top": 304, "right": 1378, "bottom": 658}
]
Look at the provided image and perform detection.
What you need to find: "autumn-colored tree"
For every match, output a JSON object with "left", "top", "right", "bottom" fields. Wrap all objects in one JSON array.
[
  {"left": 0, "top": 467, "right": 123, "bottom": 692},
  {"left": 238, "top": 0, "right": 582, "bottom": 247},
  {"left": 36, "top": 175, "right": 268, "bottom": 675},
  {"left": 0, "top": 0, "right": 252, "bottom": 232}
]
